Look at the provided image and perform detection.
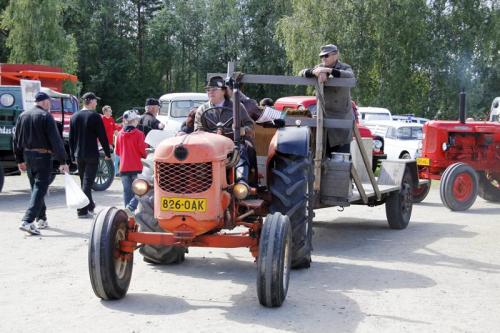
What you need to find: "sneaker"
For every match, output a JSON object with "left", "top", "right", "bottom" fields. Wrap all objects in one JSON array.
[
  {"left": 36, "top": 219, "right": 49, "bottom": 229},
  {"left": 77, "top": 212, "right": 95, "bottom": 219},
  {"left": 19, "top": 221, "right": 41, "bottom": 235}
]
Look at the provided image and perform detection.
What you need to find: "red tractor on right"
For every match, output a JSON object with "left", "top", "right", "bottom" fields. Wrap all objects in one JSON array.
[{"left": 415, "top": 91, "right": 500, "bottom": 210}]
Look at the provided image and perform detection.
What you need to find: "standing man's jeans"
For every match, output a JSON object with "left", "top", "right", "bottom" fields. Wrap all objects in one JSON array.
[
  {"left": 76, "top": 157, "right": 98, "bottom": 215},
  {"left": 22, "top": 151, "right": 52, "bottom": 223},
  {"left": 120, "top": 172, "right": 138, "bottom": 211}
]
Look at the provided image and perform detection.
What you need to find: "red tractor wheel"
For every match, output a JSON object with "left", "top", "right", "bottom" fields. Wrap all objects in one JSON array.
[
  {"left": 412, "top": 181, "right": 431, "bottom": 203},
  {"left": 478, "top": 171, "right": 500, "bottom": 202},
  {"left": 440, "top": 163, "right": 478, "bottom": 211}
]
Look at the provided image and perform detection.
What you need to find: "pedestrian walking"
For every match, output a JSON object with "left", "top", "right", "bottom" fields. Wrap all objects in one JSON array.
[
  {"left": 69, "top": 92, "right": 111, "bottom": 218},
  {"left": 101, "top": 105, "right": 122, "bottom": 176},
  {"left": 115, "top": 110, "right": 146, "bottom": 214},
  {"left": 138, "top": 98, "right": 164, "bottom": 136},
  {"left": 14, "top": 92, "right": 69, "bottom": 235}
]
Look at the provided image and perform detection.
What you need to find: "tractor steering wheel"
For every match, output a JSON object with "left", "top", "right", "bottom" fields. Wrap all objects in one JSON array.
[{"left": 200, "top": 106, "right": 234, "bottom": 136}]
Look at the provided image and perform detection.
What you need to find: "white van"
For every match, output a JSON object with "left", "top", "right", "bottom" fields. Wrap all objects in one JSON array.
[
  {"left": 490, "top": 97, "right": 500, "bottom": 122},
  {"left": 357, "top": 107, "right": 393, "bottom": 124},
  {"left": 157, "top": 92, "right": 208, "bottom": 137}
]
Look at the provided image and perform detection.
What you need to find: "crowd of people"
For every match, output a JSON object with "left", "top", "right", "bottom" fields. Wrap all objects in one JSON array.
[{"left": 13, "top": 43, "right": 352, "bottom": 236}]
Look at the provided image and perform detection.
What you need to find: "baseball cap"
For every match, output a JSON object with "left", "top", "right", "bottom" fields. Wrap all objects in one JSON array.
[
  {"left": 205, "top": 76, "right": 226, "bottom": 89},
  {"left": 145, "top": 98, "right": 160, "bottom": 106},
  {"left": 34, "top": 92, "right": 50, "bottom": 102},
  {"left": 319, "top": 44, "right": 338, "bottom": 57},
  {"left": 81, "top": 92, "right": 101, "bottom": 101},
  {"left": 123, "top": 110, "right": 140, "bottom": 122}
]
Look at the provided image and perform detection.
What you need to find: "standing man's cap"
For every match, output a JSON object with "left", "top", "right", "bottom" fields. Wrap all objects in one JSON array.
[
  {"left": 34, "top": 92, "right": 50, "bottom": 102},
  {"left": 319, "top": 44, "right": 338, "bottom": 56},
  {"left": 82, "top": 92, "right": 101, "bottom": 101},
  {"left": 145, "top": 98, "right": 160, "bottom": 106},
  {"left": 205, "top": 76, "right": 226, "bottom": 89}
]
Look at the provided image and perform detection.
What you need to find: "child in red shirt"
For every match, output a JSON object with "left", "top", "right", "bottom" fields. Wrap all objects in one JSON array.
[{"left": 115, "top": 110, "right": 146, "bottom": 212}]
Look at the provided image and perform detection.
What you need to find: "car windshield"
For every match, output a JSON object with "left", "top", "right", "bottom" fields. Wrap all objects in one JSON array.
[
  {"left": 364, "top": 113, "right": 391, "bottom": 121},
  {"left": 50, "top": 97, "right": 77, "bottom": 113},
  {"left": 396, "top": 126, "right": 423, "bottom": 140},
  {"left": 161, "top": 100, "right": 205, "bottom": 118}
]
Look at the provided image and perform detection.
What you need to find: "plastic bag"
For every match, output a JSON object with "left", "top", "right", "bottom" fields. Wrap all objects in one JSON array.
[{"left": 64, "top": 173, "right": 89, "bottom": 209}]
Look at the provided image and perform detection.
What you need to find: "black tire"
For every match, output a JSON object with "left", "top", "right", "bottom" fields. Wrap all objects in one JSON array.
[
  {"left": 0, "top": 165, "right": 4, "bottom": 192},
  {"left": 135, "top": 191, "right": 186, "bottom": 264},
  {"left": 478, "top": 172, "right": 500, "bottom": 202},
  {"left": 385, "top": 167, "right": 413, "bottom": 229},
  {"left": 440, "top": 163, "right": 478, "bottom": 211},
  {"left": 92, "top": 157, "right": 115, "bottom": 191},
  {"left": 400, "top": 152, "right": 411, "bottom": 159},
  {"left": 412, "top": 181, "right": 431, "bottom": 203},
  {"left": 257, "top": 213, "right": 292, "bottom": 308},
  {"left": 88, "top": 207, "right": 133, "bottom": 300},
  {"left": 269, "top": 153, "right": 313, "bottom": 269}
]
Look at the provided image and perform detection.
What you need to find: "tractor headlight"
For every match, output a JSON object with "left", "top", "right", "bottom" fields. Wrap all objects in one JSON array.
[
  {"left": 442, "top": 142, "right": 449, "bottom": 151},
  {"left": 373, "top": 139, "right": 383, "bottom": 150},
  {"left": 132, "top": 179, "right": 151, "bottom": 196},
  {"left": 233, "top": 182, "right": 249, "bottom": 200}
]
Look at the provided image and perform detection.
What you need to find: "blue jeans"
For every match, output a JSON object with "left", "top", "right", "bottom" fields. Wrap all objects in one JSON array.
[
  {"left": 22, "top": 151, "right": 52, "bottom": 223},
  {"left": 121, "top": 173, "right": 138, "bottom": 211},
  {"left": 113, "top": 154, "right": 120, "bottom": 176}
]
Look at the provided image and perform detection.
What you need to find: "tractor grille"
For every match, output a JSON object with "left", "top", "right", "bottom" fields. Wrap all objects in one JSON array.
[{"left": 156, "top": 162, "right": 213, "bottom": 194}]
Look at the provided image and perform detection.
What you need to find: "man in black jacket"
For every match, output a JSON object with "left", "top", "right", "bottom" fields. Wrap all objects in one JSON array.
[
  {"left": 14, "top": 92, "right": 69, "bottom": 235},
  {"left": 138, "top": 98, "right": 164, "bottom": 136},
  {"left": 69, "top": 92, "right": 111, "bottom": 218}
]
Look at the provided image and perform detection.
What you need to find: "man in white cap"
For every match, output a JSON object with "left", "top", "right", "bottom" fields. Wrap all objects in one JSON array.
[{"left": 300, "top": 44, "right": 355, "bottom": 154}]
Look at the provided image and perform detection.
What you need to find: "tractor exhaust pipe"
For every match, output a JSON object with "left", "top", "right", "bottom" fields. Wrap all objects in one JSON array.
[{"left": 459, "top": 89, "right": 466, "bottom": 124}]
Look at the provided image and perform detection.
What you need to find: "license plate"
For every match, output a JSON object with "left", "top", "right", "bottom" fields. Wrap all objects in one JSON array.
[
  {"left": 416, "top": 157, "right": 430, "bottom": 166},
  {"left": 161, "top": 197, "right": 207, "bottom": 212}
]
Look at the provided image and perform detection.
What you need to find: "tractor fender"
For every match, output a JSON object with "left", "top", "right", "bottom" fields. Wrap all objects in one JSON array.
[{"left": 269, "top": 126, "right": 310, "bottom": 159}]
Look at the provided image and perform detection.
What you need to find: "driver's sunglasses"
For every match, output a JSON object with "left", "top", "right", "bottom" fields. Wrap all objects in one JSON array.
[
  {"left": 205, "top": 87, "right": 222, "bottom": 92},
  {"left": 320, "top": 52, "right": 336, "bottom": 59}
]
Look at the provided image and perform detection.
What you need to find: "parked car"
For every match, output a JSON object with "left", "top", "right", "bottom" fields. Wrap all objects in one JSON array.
[
  {"left": 392, "top": 114, "right": 429, "bottom": 125},
  {"left": 274, "top": 96, "right": 386, "bottom": 170},
  {"left": 490, "top": 97, "right": 499, "bottom": 122},
  {"left": 358, "top": 107, "right": 393, "bottom": 124},
  {"left": 366, "top": 121, "right": 423, "bottom": 160},
  {"left": 157, "top": 93, "right": 207, "bottom": 137}
]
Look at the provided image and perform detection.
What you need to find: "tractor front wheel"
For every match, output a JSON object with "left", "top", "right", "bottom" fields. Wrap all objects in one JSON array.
[
  {"left": 478, "top": 171, "right": 500, "bottom": 202},
  {"left": 440, "top": 163, "right": 478, "bottom": 211},
  {"left": 257, "top": 213, "right": 292, "bottom": 308},
  {"left": 88, "top": 207, "right": 133, "bottom": 300},
  {"left": 412, "top": 181, "right": 431, "bottom": 203},
  {"left": 385, "top": 167, "right": 413, "bottom": 229}
]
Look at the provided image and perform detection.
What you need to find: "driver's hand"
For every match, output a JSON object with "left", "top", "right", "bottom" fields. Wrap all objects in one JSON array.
[{"left": 216, "top": 128, "right": 223, "bottom": 136}]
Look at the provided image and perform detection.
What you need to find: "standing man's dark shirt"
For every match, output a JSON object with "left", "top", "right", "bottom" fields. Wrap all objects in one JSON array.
[
  {"left": 69, "top": 110, "right": 111, "bottom": 160},
  {"left": 139, "top": 111, "right": 162, "bottom": 137}
]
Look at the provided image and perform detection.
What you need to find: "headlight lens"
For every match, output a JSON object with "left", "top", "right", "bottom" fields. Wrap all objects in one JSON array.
[
  {"left": 373, "top": 139, "right": 383, "bottom": 150},
  {"left": 233, "top": 182, "right": 249, "bottom": 200},
  {"left": 132, "top": 179, "right": 150, "bottom": 196},
  {"left": 442, "top": 142, "right": 449, "bottom": 151}
]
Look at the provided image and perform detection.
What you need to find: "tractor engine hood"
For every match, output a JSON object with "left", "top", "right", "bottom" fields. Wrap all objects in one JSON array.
[{"left": 154, "top": 131, "right": 235, "bottom": 163}]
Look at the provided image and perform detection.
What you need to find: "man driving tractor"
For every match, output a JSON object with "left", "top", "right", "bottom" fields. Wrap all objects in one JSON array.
[{"left": 194, "top": 76, "right": 255, "bottom": 184}]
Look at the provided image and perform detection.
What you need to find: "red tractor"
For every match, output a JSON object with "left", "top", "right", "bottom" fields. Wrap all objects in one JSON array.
[{"left": 415, "top": 92, "right": 500, "bottom": 210}]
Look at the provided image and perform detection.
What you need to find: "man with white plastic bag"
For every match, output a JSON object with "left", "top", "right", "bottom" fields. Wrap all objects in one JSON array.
[
  {"left": 14, "top": 92, "right": 69, "bottom": 235},
  {"left": 64, "top": 173, "right": 89, "bottom": 209}
]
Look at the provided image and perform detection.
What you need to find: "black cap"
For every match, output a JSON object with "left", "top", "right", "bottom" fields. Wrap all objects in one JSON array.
[
  {"left": 81, "top": 92, "right": 100, "bottom": 101},
  {"left": 34, "top": 92, "right": 50, "bottom": 102},
  {"left": 319, "top": 44, "right": 338, "bottom": 57},
  {"left": 206, "top": 76, "right": 226, "bottom": 89},
  {"left": 145, "top": 98, "right": 160, "bottom": 106}
]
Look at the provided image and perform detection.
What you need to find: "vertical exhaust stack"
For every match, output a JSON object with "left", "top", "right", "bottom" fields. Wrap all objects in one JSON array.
[{"left": 459, "top": 89, "right": 466, "bottom": 123}]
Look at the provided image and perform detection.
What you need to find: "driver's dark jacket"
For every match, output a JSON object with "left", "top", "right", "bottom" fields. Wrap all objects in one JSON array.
[{"left": 194, "top": 98, "right": 254, "bottom": 141}]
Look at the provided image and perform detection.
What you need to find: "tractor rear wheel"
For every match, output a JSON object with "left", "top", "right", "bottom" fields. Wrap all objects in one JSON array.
[
  {"left": 385, "top": 167, "right": 413, "bottom": 229},
  {"left": 135, "top": 191, "right": 186, "bottom": 264},
  {"left": 270, "top": 153, "right": 313, "bottom": 269},
  {"left": 257, "top": 213, "right": 292, "bottom": 308},
  {"left": 88, "top": 207, "right": 133, "bottom": 300},
  {"left": 440, "top": 163, "right": 478, "bottom": 211},
  {"left": 92, "top": 157, "right": 115, "bottom": 191},
  {"left": 478, "top": 171, "right": 500, "bottom": 202},
  {"left": 412, "top": 181, "right": 431, "bottom": 203}
]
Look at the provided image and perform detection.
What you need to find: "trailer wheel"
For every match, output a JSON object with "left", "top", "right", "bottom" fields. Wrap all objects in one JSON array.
[
  {"left": 135, "top": 191, "right": 186, "bottom": 264},
  {"left": 0, "top": 165, "right": 4, "bottom": 192},
  {"left": 92, "top": 157, "right": 115, "bottom": 191},
  {"left": 270, "top": 153, "right": 313, "bottom": 269},
  {"left": 412, "top": 181, "right": 431, "bottom": 203},
  {"left": 440, "top": 163, "right": 478, "bottom": 211},
  {"left": 257, "top": 213, "right": 292, "bottom": 308},
  {"left": 385, "top": 168, "right": 413, "bottom": 229},
  {"left": 88, "top": 207, "right": 133, "bottom": 300},
  {"left": 477, "top": 171, "right": 500, "bottom": 202}
]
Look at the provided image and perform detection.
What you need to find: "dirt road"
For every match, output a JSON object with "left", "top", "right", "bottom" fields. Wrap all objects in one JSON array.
[{"left": 1, "top": 175, "right": 499, "bottom": 332}]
